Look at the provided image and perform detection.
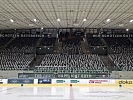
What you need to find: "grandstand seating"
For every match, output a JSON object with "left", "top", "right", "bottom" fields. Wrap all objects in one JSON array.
[
  {"left": 87, "top": 37, "right": 104, "bottom": 46},
  {"left": 0, "top": 52, "right": 34, "bottom": 70},
  {"left": 2, "top": 37, "right": 39, "bottom": 53},
  {"left": 103, "top": 37, "right": 133, "bottom": 71},
  {"left": 62, "top": 39, "right": 82, "bottom": 54},
  {"left": 0, "top": 37, "right": 11, "bottom": 47},
  {"left": 109, "top": 53, "right": 133, "bottom": 71},
  {"left": 0, "top": 36, "right": 132, "bottom": 78},
  {"left": 37, "top": 54, "right": 108, "bottom": 74},
  {"left": 40, "top": 37, "right": 56, "bottom": 47},
  {"left": 104, "top": 37, "right": 133, "bottom": 53}
]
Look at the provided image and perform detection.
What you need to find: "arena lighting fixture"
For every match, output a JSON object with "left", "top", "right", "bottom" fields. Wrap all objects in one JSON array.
[
  {"left": 29, "top": 24, "right": 34, "bottom": 26},
  {"left": 33, "top": 19, "right": 37, "bottom": 22},
  {"left": 57, "top": 18, "right": 60, "bottom": 22},
  {"left": 10, "top": 19, "right": 14, "bottom": 22},
  {"left": 73, "top": 23, "right": 79, "bottom": 27},
  {"left": 130, "top": 20, "right": 133, "bottom": 23},
  {"left": 126, "top": 29, "right": 129, "bottom": 31},
  {"left": 119, "top": 24, "right": 124, "bottom": 27},
  {"left": 83, "top": 18, "right": 87, "bottom": 22},
  {"left": 41, "top": 27, "right": 43, "bottom": 30},
  {"left": 106, "top": 19, "right": 111, "bottom": 23}
]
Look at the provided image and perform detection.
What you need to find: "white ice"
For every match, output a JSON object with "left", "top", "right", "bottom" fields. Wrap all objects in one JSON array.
[{"left": 0, "top": 86, "right": 133, "bottom": 100}]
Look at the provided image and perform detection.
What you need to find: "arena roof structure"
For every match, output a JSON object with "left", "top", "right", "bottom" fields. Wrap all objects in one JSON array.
[{"left": 0, "top": 0, "right": 133, "bottom": 29}]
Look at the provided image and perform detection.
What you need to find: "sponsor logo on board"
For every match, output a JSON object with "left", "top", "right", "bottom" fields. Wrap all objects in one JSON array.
[
  {"left": 38, "top": 79, "right": 51, "bottom": 84},
  {"left": 56, "top": 80, "right": 65, "bottom": 83},
  {"left": 89, "top": 80, "right": 108, "bottom": 84},
  {"left": 119, "top": 80, "right": 132, "bottom": 84},
  {"left": 70, "top": 80, "right": 79, "bottom": 83}
]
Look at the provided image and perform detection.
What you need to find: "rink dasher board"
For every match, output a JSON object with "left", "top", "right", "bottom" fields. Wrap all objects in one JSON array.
[
  {"left": 0, "top": 84, "right": 117, "bottom": 87},
  {"left": 0, "top": 79, "right": 133, "bottom": 87}
]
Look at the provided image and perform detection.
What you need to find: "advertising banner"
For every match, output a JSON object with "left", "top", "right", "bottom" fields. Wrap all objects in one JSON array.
[
  {"left": 88, "top": 79, "right": 115, "bottom": 84},
  {"left": 52, "top": 79, "right": 115, "bottom": 84},
  {"left": 116, "top": 80, "right": 133, "bottom": 86},
  {"left": 38, "top": 79, "right": 51, "bottom": 84},
  {"left": 70, "top": 80, "right": 80, "bottom": 83},
  {"left": 56, "top": 80, "right": 65, "bottom": 83},
  {"left": 18, "top": 73, "right": 54, "bottom": 78},
  {"left": 52, "top": 79, "right": 70, "bottom": 84},
  {"left": 8, "top": 79, "right": 34, "bottom": 84},
  {"left": 52, "top": 79, "right": 87, "bottom": 84}
]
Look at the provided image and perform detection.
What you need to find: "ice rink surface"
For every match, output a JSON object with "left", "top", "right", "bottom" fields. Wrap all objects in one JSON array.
[{"left": 0, "top": 86, "right": 133, "bottom": 100}]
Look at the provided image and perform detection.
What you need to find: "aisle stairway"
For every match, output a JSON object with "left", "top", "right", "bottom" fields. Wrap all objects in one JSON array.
[
  {"left": 99, "top": 56, "right": 117, "bottom": 71},
  {"left": 83, "top": 38, "right": 90, "bottom": 54},
  {"left": 55, "top": 40, "right": 62, "bottom": 53},
  {"left": 0, "top": 37, "right": 16, "bottom": 52},
  {"left": 29, "top": 55, "right": 44, "bottom": 67}
]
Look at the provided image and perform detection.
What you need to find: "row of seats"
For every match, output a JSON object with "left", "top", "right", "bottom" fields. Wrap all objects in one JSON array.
[
  {"left": 34, "top": 66, "right": 109, "bottom": 74},
  {"left": 0, "top": 37, "right": 132, "bottom": 74},
  {"left": 62, "top": 39, "right": 82, "bottom": 54},
  {"left": 39, "top": 54, "right": 108, "bottom": 73},
  {"left": 0, "top": 53, "right": 34, "bottom": 70},
  {"left": 104, "top": 37, "right": 133, "bottom": 53},
  {"left": 40, "top": 37, "right": 56, "bottom": 46},
  {"left": 0, "top": 37, "right": 11, "bottom": 47},
  {"left": 109, "top": 53, "right": 133, "bottom": 71},
  {"left": 2, "top": 37, "right": 39, "bottom": 53},
  {"left": 87, "top": 37, "right": 104, "bottom": 46}
]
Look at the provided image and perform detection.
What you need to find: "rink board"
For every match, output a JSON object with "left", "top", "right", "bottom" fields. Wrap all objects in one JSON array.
[{"left": 0, "top": 79, "right": 133, "bottom": 87}]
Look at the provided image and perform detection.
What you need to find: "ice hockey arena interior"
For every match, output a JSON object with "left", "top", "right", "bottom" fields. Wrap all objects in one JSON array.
[{"left": 0, "top": 0, "right": 133, "bottom": 100}]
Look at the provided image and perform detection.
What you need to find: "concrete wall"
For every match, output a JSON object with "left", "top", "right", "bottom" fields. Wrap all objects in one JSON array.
[
  {"left": 111, "top": 71, "right": 133, "bottom": 79},
  {"left": 0, "top": 71, "right": 33, "bottom": 78},
  {"left": 1, "top": 70, "right": 133, "bottom": 79}
]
